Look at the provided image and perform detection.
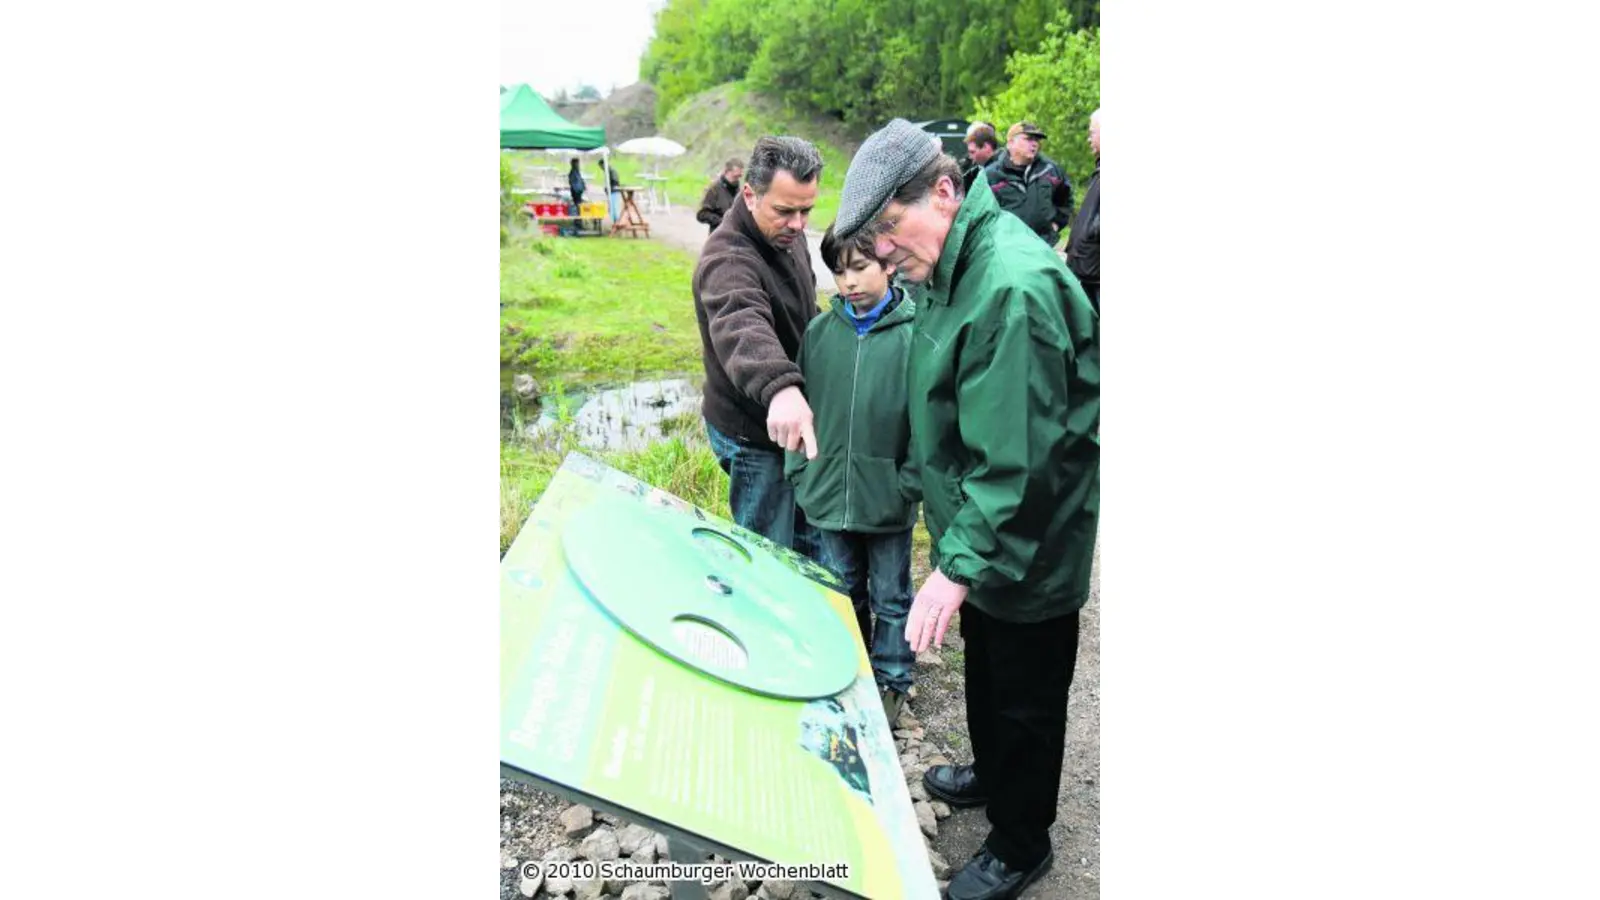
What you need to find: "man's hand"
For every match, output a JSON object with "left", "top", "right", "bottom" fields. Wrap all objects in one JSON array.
[
  {"left": 767, "top": 385, "right": 818, "bottom": 459},
  {"left": 906, "top": 570, "right": 968, "bottom": 653}
]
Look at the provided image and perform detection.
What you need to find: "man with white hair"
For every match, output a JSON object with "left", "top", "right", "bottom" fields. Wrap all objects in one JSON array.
[
  {"left": 1066, "top": 108, "right": 1100, "bottom": 310},
  {"left": 833, "top": 119, "right": 1098, "bottom": 900}
]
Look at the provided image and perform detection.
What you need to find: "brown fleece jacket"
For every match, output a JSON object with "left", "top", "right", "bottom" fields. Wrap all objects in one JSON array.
[{"left": 692, "top": 193, "right": 818, "bottom": 450}]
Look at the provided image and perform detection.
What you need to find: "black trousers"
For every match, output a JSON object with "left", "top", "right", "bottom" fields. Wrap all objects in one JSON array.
[{"left": 960, "top": 603, "right": 1081, "bottom": 870}]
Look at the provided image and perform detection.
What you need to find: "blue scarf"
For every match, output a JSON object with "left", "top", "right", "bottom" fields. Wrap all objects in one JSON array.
[{"left": 844, "top": 286, "right": 896, "bottom": 335}]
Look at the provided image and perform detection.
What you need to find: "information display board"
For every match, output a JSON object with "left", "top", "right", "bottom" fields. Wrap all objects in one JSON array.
[{"left": 501, "top": 453, "right": 938, "bottom": 899}]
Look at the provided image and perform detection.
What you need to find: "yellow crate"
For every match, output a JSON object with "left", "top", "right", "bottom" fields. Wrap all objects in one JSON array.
[{"left": 580, "top": 203, "right": 608, "bottom": 219}]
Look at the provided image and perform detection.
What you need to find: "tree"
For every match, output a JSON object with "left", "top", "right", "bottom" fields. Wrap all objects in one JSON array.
[
  {"left": 638, "top": 0, "right": 1071, "bottom": 131},
  {"left": 574, "top": 84, "right": 602, "bottom": 101}
]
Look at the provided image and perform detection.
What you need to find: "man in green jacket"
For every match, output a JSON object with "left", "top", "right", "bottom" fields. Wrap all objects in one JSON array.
[
  {"left": 834, "top": 119, "right": 1099, "bottom": 900},
  {"left": 786, "top": 221, "right": 920, "bottom": 726}
]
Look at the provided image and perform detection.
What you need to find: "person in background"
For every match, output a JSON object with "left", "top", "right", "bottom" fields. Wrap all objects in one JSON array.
[
  {"left": 984, "top": 121, "right": 1074, "bottom": 248},
  {"left": 567, "top": 157, "right": 586, "bottom": 213},
  {"left": 692, "top": 137, "right": 824, "bottom": 559},
  {"left": 787, "top": 222, "right": 919, "bottom": 727},
  {"left": 834, "top": 118, "right": 1098, "bottom": 900},
  {"left": 600, "top": 157, "right": 622, "bottom": 223},
  {"left": 1066, "top": 108, "right": 1100, "bottom": 310},
  {"left": 696, "top": 158, "right": 746, "bottom": 233},
  {"left": 963, "top": 121, "right": 999, "bottom": 177}
]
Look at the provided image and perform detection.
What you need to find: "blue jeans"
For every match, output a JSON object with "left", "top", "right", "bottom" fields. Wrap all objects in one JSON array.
[
  {"left": 705, "top": 421, "right": 819, "bottom": 561},
  {"left": 815, "top": 527, "right": 916, "bottom": 694}
]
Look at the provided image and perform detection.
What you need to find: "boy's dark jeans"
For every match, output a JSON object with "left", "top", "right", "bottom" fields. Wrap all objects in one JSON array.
[
  {"left": 705, "top": 421, "right": 819, "bottom": 561},
  {"left": 814, "top": 527, "right": 915, "bottom": 694}
]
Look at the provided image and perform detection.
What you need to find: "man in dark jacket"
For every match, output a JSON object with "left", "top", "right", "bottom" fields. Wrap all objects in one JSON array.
[
  {"left": 692, "top": 137, "right": 822, "bottom": 558},
  {"left": 1066, "top": 109, "right": 1100, "bottom": 310},
  {"left": 962, "top": 121, "right": 999, "bottom": 179},
  {"left": 835, "top": 119, "right": 1098, "bottom": 900},
  {"left": 984, "top": 121, "right": 1074, "bottom": 248},
  {"left": 695, "top": 158, "right": 745, "bottom": 233},
  {"left": 566, "top": 157, "right": 585, "bottom": 210}
]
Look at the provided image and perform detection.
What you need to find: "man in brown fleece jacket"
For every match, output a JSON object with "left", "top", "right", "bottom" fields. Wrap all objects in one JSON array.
[{"left": 692, "top": 136, "right": 824, "bottom": 559}]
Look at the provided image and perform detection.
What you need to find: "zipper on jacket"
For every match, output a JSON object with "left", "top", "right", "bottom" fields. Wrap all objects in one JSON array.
[{"left": 844, "top": 333, "right": 864, "bottom": 525}]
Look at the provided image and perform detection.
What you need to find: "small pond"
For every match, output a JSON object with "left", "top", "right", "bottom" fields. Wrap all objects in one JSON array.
[{"left": 513, "top": 378, "right": 702, "bottom": 451}]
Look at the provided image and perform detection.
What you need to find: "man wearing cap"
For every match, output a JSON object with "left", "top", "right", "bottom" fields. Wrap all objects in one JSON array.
[
  {"left": 985, "top": 121, "right": 1075, "bottom": 248},
  {"left": 834, "top": 119, "right": 1098, "bottom": 900},
  {"left": 962, "top": 122, "right": 999, "bottom": 178},
  {"left": 1066, "top": 109, "right": 1101, "bottom": 310},
  {"left": 692, "top": 136, "right": 825, "bottom": 559}
]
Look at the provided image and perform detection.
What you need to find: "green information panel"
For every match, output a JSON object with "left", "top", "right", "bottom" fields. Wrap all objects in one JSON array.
[{"left": 501, "top": 453, "right": 938, "bottom": 899}]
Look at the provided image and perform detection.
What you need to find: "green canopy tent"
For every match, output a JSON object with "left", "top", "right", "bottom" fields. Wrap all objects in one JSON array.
[
  {"left": 501, "top": 84, "right": 611, "bottom": 231},
  {"left": 500, "top": 83, "right": 605, "bottom": 150}
]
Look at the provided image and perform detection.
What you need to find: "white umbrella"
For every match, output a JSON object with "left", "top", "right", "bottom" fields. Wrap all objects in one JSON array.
[
  {"left": 616, "top": 136, "right": 687, "bottom": 158},
  {"left": 617, "top": 136, "right": 688, "bottom": 181}
]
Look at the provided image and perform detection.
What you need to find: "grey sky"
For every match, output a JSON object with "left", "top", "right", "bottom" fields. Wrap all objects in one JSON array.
[{"left": 501, "top": 0, "right": 664, "bottom": 96}]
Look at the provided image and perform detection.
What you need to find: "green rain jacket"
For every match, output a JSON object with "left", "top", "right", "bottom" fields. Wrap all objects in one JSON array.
[
  {"left": 910, "top": 169, "right": 1100, "bottom": 622},
  {"left": 783, "top": 288, "right": 919, "bottom": 533}
]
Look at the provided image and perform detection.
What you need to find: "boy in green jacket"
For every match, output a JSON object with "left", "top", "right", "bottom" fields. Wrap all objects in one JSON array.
[{"left": 785, "top": 223, "right": 919, "bottom": 725}]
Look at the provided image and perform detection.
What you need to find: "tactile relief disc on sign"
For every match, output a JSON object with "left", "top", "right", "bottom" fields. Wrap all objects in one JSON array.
[{"left": 562, "top": 495, "right": 859, "bottom": 699}]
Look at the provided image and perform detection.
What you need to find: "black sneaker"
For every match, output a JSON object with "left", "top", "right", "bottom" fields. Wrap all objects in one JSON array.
[
  {"left": 945, "top": 847, "right": 1053, "bottom": 900},
  {"left": 923, "top": 763, "right": 989, "bottom": 808}
]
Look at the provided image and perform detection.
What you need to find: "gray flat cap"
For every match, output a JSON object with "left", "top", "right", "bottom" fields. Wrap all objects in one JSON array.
[{"left": 834, "top": 118, "right": 942, "bottom": 240}]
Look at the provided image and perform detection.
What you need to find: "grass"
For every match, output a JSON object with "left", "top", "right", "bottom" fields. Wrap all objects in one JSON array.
[
  {"left": 500, "top": 234, "right": 703, "bottom": 383},
  {"left": 500, "top": 421, "right": 731, "bottom": 556},
  {"left": 499, "top": 232, "right": 729, "bottom": 553}
]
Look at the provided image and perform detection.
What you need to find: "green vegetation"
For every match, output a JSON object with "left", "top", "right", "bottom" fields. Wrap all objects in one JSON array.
[
  {"left": 499, "top": 235, "right": 729, "bottom": 553},
  {"left": 500, "top": 153, "right": 521, "bottom": 246},
  {"left": 636, "top": 4, "right": 1099, "bottom": 230},
  {"left": 974, "top": 14, "right": 1101, "bottom": 190},
  {"left": 500, "top": 235, "right": 703, "bottom": 382},
  {"left": 501, "top": 425, "right": 732, "bottom": 555},
  {"left": 642, "top": 0, "right": 1098, "bottom": 131}
]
